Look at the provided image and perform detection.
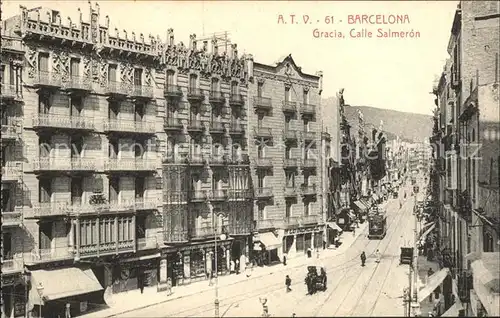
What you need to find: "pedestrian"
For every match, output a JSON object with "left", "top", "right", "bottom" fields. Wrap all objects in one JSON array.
[
  {"left": 360, "top": 251, "right": 366, "bottom": 267},
  {"left": 139, "top": 273, "right": 145, "bottom": 294},
  {"left": 166, "top": 277, "right": 173, "bottom": 296},
  {"left": 352, "top": 227, "right": 356, "bottom": 236},
  {"left": 230, "top": 259, "right": 235, "bottom": 274},
  {"left": 285, "top": 275, "right": 292, "bottom": 292},
  {"left": 323, "top": 240, "right": 326, "bottom": 250},
  {"left": 235, "top": 259, "right": 240, "bottom": 274},
  {"left": 209, "top": 270, "right": 214, "bottom": 286},
  {"left": 283, "top": 254, "right": 287, "bottom": 266},
  {"left": 375, "top": 249, "right": 381, "bottom": 263}
]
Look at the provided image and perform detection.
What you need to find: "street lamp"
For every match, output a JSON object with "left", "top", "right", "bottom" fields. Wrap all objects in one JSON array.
[
  {"left": 213, "top": 212, "right": 227, "bottom": 318},
  {"left": 36, "top": 282, "right": 44, "bottom": 318},
  {"left": 259, "top": 297, "right": 269, "bottom": 317}
]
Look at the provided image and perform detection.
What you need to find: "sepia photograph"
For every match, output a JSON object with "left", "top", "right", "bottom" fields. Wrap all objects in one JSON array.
[{"left": 0, "top": 0, "right": 499, "bottom": 317}]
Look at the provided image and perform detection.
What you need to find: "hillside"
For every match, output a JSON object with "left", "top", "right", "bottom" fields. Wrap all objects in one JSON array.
[{"left": 343, "top": 105, "right": 433, "bottom": 143}]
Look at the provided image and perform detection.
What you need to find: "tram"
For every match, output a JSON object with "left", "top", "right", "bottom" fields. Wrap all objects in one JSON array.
[{"left": 368, "top": 207, "right": 387, "bottom": 240}]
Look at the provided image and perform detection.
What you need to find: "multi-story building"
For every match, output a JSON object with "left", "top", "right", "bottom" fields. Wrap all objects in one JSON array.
[
  {"left": 248, "top": 55, "right": 326, "bottom": 262},
  {"left": 2, "top": 4, "right": 163, "bottom": 316},
  {"left": 1, "top": 30, "right": 27, "bottom": 318},
  {"left": 160, "top": 30, "right": 253, "bottom": 286},
  {"left": 431, "top": 1, "right": 499, "bottom": 317}
]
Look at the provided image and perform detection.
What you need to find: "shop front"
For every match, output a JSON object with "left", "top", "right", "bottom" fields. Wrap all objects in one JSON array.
[
  {"left": 159, "top": 239, "right": 233, "bottom": 287},
  {"left": 253, "top": 232, "right": 281, "bottom": 266},
  {"left": 337, "top": 209, "right": 356, "bottom": 231},
  {"left": 28, "top": 266, "right": 104, "bottom": 318},
  {"left": 471, "top": 253, "right": 500, "bottom": 317},
  {"left": 282, "top": 226, "right": 325, "bottom": 259},
  {"left": 352, "top": 200, "right": 369, "bottom": 222},
  {"left": 108, "top": 254, "right": 160, "bottom": 294},
  {"left": 1, "top": 274, "right": 26, "bottom": 318},
  {"left": 325, "top": 221, "right": 342, "bottom": 247}
]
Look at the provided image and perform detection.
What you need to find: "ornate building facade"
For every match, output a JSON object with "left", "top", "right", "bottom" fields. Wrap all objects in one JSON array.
[{"left": 248, "top": 56, "right": 326, "bottom": 262}]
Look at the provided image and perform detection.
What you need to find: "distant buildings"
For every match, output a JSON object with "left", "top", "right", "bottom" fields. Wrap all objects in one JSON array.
[{"left": 430, "top": 1, "right": 499, "bottom": 317}]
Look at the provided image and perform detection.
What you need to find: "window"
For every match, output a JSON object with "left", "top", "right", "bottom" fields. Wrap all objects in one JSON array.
[
  {"left": 39, "top": 135, "right": 52, "bottom": 157},
  {"left": 71, "top": 135, "right": 84, "bottom": 158},
  {"left": 134, "top": 141, "right": 143, "bottom": 158},
  {"left": 167, "top": 70, "right": 175, "bottom": 86},
  {"left": 286, "top": 171, "right": 295, "bottom": 187},
  {"left": 70, "top": 95, "right": 83, "bottom": 116},
  {"left": 135, "top": 103, "right": 145, "bottom": 121},
  {"left": 1, "top": 189, "right": 11, "bottom": 212},
  {"left": 0, "top": 65, "right": 5, "bottom": 84},
  {"left": 257, "top": 82, "right": 263, "bottom": 97},
  {"left": 134, "top": 68, "right": 143, "bottom": 86},
  {"left": 211, "top": 78, "right": 219, "bottom": 93},
  {"left": 212, "top": 173, "right": 222, "bottom": 190},
  {"left": 285, "top": 146, "right": 291, "bottom": 159},
  {"left": 38, "top": 53, "right": 49, "bottom": 72},
  {"left": 285, "top": 115, "right": 291, "bottom": 131},
  {"left": 284, "top": 86, "right": 290, "bottom": 102},
  {"left": 257, "top": 114, "right": 263, "bottom": 128},
  {"left": 70, "top": 58, "right": 80, "bottom": 77},
  {"left": 231, "top": 81, "right": 238, "bottom": 95},
  {"left": 258, "top": 204, "right": 265, "bottom": 219},
  {"left": 303, "top": 89, "right": 309, "bottom": 104},
  {"left": 71, "top": 177, "right": 83, "bottom": 205},
  {"left": 109, "top": 101, "right": 119, "bottom": 119},
  {"left": 38, "top": 93, "right": 51, "bottom": 114},
  {"left": 285, "top": 201, "right": 292, "bottom": 218},
  {"left": 192, "top": 174, "right": 201, "bottom": 191},
  {"left": 2, "top": 232, "right": 12, "bottom": 259},
  {"left": 257, "top": 145, "right": 265, "bottom": 158},
  {"left": 189, "top": 74, "right": 197, "bottom": 90},
  {"left": 108, "top": 177, "right": 119, "bottom": 203},
  {"left": 109, "top": 139, "right": 119, "bottom": 158},
  {"left": 303, "top": 119, "right": 309, "bottom": 132},
  {"left": 483, "top": 232, "right": 494, "bottom": 252},
  {"left": 9, "top": 63, "right": 15, "bottom": 85},
  {"left": 39, "top": 178, "right": 52, "bottom": 203},
  {"left": 258, "top": 174, "right": 264, "bottom": 188},
  {"left": 304, "top": 202, "right": 310, "bottom": 216},
  {"left": 108, "top": 64, "right": 117, "bottom": 82},
  {"left": 135, "top": 177, "right": 145, "bottom": 198}
]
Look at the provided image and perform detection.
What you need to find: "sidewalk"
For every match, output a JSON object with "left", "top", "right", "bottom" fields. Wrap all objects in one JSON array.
[{"left": 80, "top": 222, "right": 368, "bottom": 318}]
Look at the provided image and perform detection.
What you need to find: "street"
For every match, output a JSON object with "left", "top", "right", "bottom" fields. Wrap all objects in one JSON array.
[{"left": 115, "top": 184, "right": 418, "bottom": 317}]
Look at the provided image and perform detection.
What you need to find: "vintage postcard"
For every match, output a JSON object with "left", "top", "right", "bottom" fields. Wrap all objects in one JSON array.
[{"left": 1, "top": 0, "right": 498, "bottom": 317}]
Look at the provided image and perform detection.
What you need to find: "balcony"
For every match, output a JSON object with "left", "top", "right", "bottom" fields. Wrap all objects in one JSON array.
[
  {"left": 283, "top": 129, "right": 299, "bottom": 141},
  {"left": 134, "top": 197, "right": 162, "bottom": 211},
  {"left": 1, "top": 116, "right": 22, "bottom": 140},
  {"left": 302, "top": 158, "right": 317, "bottom": 169},
  {"left": 258, "top": 218, "right": 284, "bottom": 230},
  {"left": 191, "top": 226, "right": 216, "bottom": 239},
  {"left": 187, "top": 153, "right": 206, "bottom": 166},
  {"left": 27, "top": 247, "right": 74, "bottom": 264},
  {"left": 254, "top": 157, "right": 273, "bottom": 168},
  {"left": 229, "top": 94, "right": 245, "bottom": 106},
  {"left": 227, "top": 122, "right": 244, "bottom": 135},
  {"left": 301, "top": 103, "right": 316, "bottom": 115},
  {"left": 164, "top": 85, "right": 183, "bottom": 98},
  {"left": 104, "top": 158, "right": 157, "bottom": 172},
  {"left": 255, "top": 187, "right": 273, "bottom": 199},
  {"left": 253, "top": 96, "right": 272, "bottom": 111},
  {"left": 254, "top": 127, "right": 273, "bottom": 139},
  {"left": 208, "top": 121, "right": 226, "bottom": 134},
  {"left": 27, "top": 201, "right": 70, "bottom": 218},
  {"left": 284, "top": 215, "right": 320, "bottom": 228},
  {"left": 209, "top": 91, "right": 226, "bottom": 104},
  {"left": 187, "top": 88, "right": 205, "bottom": 102},
  {"left": 302, "top": 131, "right": 316, "bottom": 141},
  {"left": 2, "top": 208, "right": 23, "bottom": 227},
  {"left": 300, "top": 184, "right": 317, "bottom": 196},
  {"left": 229, "top": 189, "right": 253, "bottom": 200},
  {"left": 187, "top": 119, "right": 205, "bottom": 132},
  {"left": 137, "top": 236, "right": 158, "bottom": 251},
  {"left": 131, "top": 84, "right": 154, "bottom": 99},
  {"left": 33, "top": 157, "right": 96, "bottom": 173},
  {"left": 64, "top": 75, "right": 92, "bottom": 92},
  {"left": 282, "top": 101, "right": 297, "bottom": 113},
  {"left": 209, "top": 153, "right": 228, "bottom": 166},
  {"left": 78, "top": 241, "right": 134, "bottom": 258},
  {"left": 164, "top": 117, "right": 184, "bottom": 131},
  {"left": 1, "top": 258, "right": 24, "bottom": 274},
  {"left": 190, "top": 190, "right": 207, "bottom": 202},
  {"left": 106, "top": 81, "right": 129, "bottom": 96},
  {"left": 209, "top": 189, "right": 228, "bottom": 201},
  {"left": 1, "top": 162, "right": 23, "bottom": 182},
  {"left": 32, "top": 114, "right": 95, "bottom": 131},
  {"left": 1, "top": 84, "right": 22, "bottom": 100},
  {"left": 283, "top": 158, "right": 299, "bottom": 169},
  {"left": 103, "top": 119, "right": 155, "bottom": 134},
  {"left": 229, "top": 222, "right": 254, "bottom": 235},
  {"left": 33, "top": 71, "right": 62, "bottom": 88},
  {"left": 284, "top": 186, "right": 298, "bottom": 197}
]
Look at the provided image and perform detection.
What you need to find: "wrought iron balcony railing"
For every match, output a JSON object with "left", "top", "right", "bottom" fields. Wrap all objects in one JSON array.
[
  {"left": 190, "top": 190, "right": 208, "bottom": 201},
  {"left": 106, "top": 81, "right": 130, "bottom": 96},
  {"left": 227, "top": 122, "right": 244, "bottom": 134},
  {"left": 28, "top": 247, "right": 74, "bottom": 264},
  {"left": 302, "top": 158, "right": 317, "bottom": 168},
  {"left": 209, "top": 121, "right": 225, "bottom": 133},
  {"left": 103, "top": 119, "right": 155, "bottom": 134},
  {"left": 164, "top": 117, "right": 184, "bottom": 131},
  {"left": 255, "top": 187, "right": 273, "bottom": 198},
  {"left": 164, "top": 85, "right": 183, "bottom": 97},
  {"left": 284, "top": 186, "right": 298, "bottom": 197},
  {"left": 32, "top": 114, "right": 95, "bottom": 131},
  {"left": 1, "top": 116, "right": 22, "bottom": 139},
  {"left": 301, "top": 103, "right": 316, "bottom": 114},
  {"left": 33, "top": 157, "right": 96, "bottom": 172},
  {"left": 254, "top": 127, "right": 273, "bottom": 138},
  {"left": 229, "top": 93, "right": 245, "bottom": 105},
  {"left": 64, "top": 75, "right": 92, "bottom": 91},
  {"left": 258, "top": 218, "right": 284, "bottom": 229},
  {"left": 209, "top": 189, "right": 228, "bottom": 201},
  {"left": 253, "top": 96, "right": 272, "bottom": 110},
  {"left": 229, "top": 189, "right": 253, "bottom": 200},
  {"left": 105, "top": 158, "right": 157, "bottom": 171},
  {"left": 187, "top": 119, "right": 205, "bottom": 131},
  {"left": 34, "top": 71, "right": 62, "bottom": 87},
  {"left": 283, "top": 158, "right": 299, "bottom": 168},
  {"left": 282, "top": 101, "right": 297, "bottom": 112},
  {"left": 209, "top": 91, "right": 226, "bottom": 103},
  {"left": 78, "top": 240, "right": 134, "bottom": 258},
  {"left": 1, "top": 257, "right": 24, "bottom": 274},
  {"left": 131, "top": 84, "right": 154, "bottom": 99},
  {"left": 283, "top": 129, "right": 299, "bottom": 140},
  {"left": 300, "top": 184, "right": 317, "bottom": 196},
  {"left": 1, "top": 161, "right": 23, "bottom": 182},
  {"left": 187, "top": 88, "right": 205, "bottom": 101}
]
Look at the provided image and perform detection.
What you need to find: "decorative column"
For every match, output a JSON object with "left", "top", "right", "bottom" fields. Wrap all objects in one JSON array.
[
  {"left": 183, "top": 250, "right": 191, "bottom": 283},
  {"left": 158, "top": 258, "right": 168, "bottom": 291},
  {"left": 74, "top": 219, "right": 80, "bottom": 261}
]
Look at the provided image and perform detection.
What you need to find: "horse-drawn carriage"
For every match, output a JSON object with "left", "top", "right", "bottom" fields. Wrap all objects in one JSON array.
[
  {"left": 400, "top": 247, "right": 413, "bottom": 265},
  {"left": 304, "top": 264, "right": 327, "bottom": 294}
]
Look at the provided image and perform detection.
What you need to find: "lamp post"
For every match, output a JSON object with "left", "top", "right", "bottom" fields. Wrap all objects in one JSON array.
[
  {"left": 259, "top": 297, "right": 269, "bottom": 317},
  {"left": 213, "top": 212, "right": 227, "bottom": 318},
  {"left": 36, "top": 282, "right": 44, "bottom": 318}
]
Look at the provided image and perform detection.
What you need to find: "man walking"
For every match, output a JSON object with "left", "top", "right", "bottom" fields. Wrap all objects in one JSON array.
[
  {"left": 375, "top": 249, "right": 381, "bottom": 263},
  {"left": 360, "top": 251, "right": 367, "bottom": 267},
  {"left": 285, "top": 275, "right": 292, "bottom": 292}
]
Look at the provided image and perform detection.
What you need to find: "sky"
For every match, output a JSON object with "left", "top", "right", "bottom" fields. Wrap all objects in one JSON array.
[{"left": 3, "top": 0, "right": 458, "bottom": 115}]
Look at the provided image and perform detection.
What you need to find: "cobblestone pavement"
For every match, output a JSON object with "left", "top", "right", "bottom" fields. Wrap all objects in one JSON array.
[{"left": 95, "top": 184, "right": 417, "bottom": 317}]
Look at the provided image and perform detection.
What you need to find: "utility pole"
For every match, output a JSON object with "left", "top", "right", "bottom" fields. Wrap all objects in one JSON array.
[{"left": 411, "top": 195, "right": 421, "bottom": 317}]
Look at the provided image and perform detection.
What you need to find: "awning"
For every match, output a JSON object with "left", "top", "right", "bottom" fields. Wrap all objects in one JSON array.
[
  {"left": 418, "top": 268, "right": 450, "bottom": 300},
  {"left": 471, "top": 253, "right": 500, "bottom": 317},
  {"left": 441, "top": 302, "right": 463, "bottom": 317},
  {"left": 419, "top": 223, "right": 436, "bottom": 244},
  {"left": 257, "top": 232, "right": 281, "bottom": 250},
  {"left": 353, "top": 201, "right": 368, "bottom": 212},
  {"left": 30, "top": 267, "right": 103, "bottom": 305},
  {"left": 326, "top": 222, "right": 342, "bottom": 232}
]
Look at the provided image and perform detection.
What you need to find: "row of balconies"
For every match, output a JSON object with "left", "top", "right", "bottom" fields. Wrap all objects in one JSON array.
[
  {"left": 31, "top": 114, "right": 156, "bottom": 134},
  {"left": 163, "top": 153, "right": 249, "bottom": 166},
  {"left": 2, "top": 162, "right": 23, "bottom": 182},
  {"left": 25, "top": 197, "right": 162, "bottom": 218},
  {"left": 33, "top": 72, "right": 154, "bottom": 99},
  {"left": 255, "top": 157, "right": 318, "bottom": 169},
  {"left": 1, "top": 208, "right": 23, "bottom": 227},
  {"left": 184, "top": 189, "right": 254, "bottom": 202},
  {"left": 164, "top": 86, "right": 245, "bottom": 106},
  {"left": 281, "top": 100, "right": 317, "bottom": 115},
  {"left": 1, "top": 116, "right": 23, "bottom": 140},
  {"left": 0, "top": 83, "right": 23, "bottom": 101},
  {"left": 283, "top": 184, "right": 318, "bottom": 197},
  {"left": 164, "top": 118, "right": 245, "bottom": 135},
  {"left": 31, "top": 157, "right": 158, "bottom": 173},
  {"left": 257, "top": 214, "right": 322, "bottom": 230}
]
